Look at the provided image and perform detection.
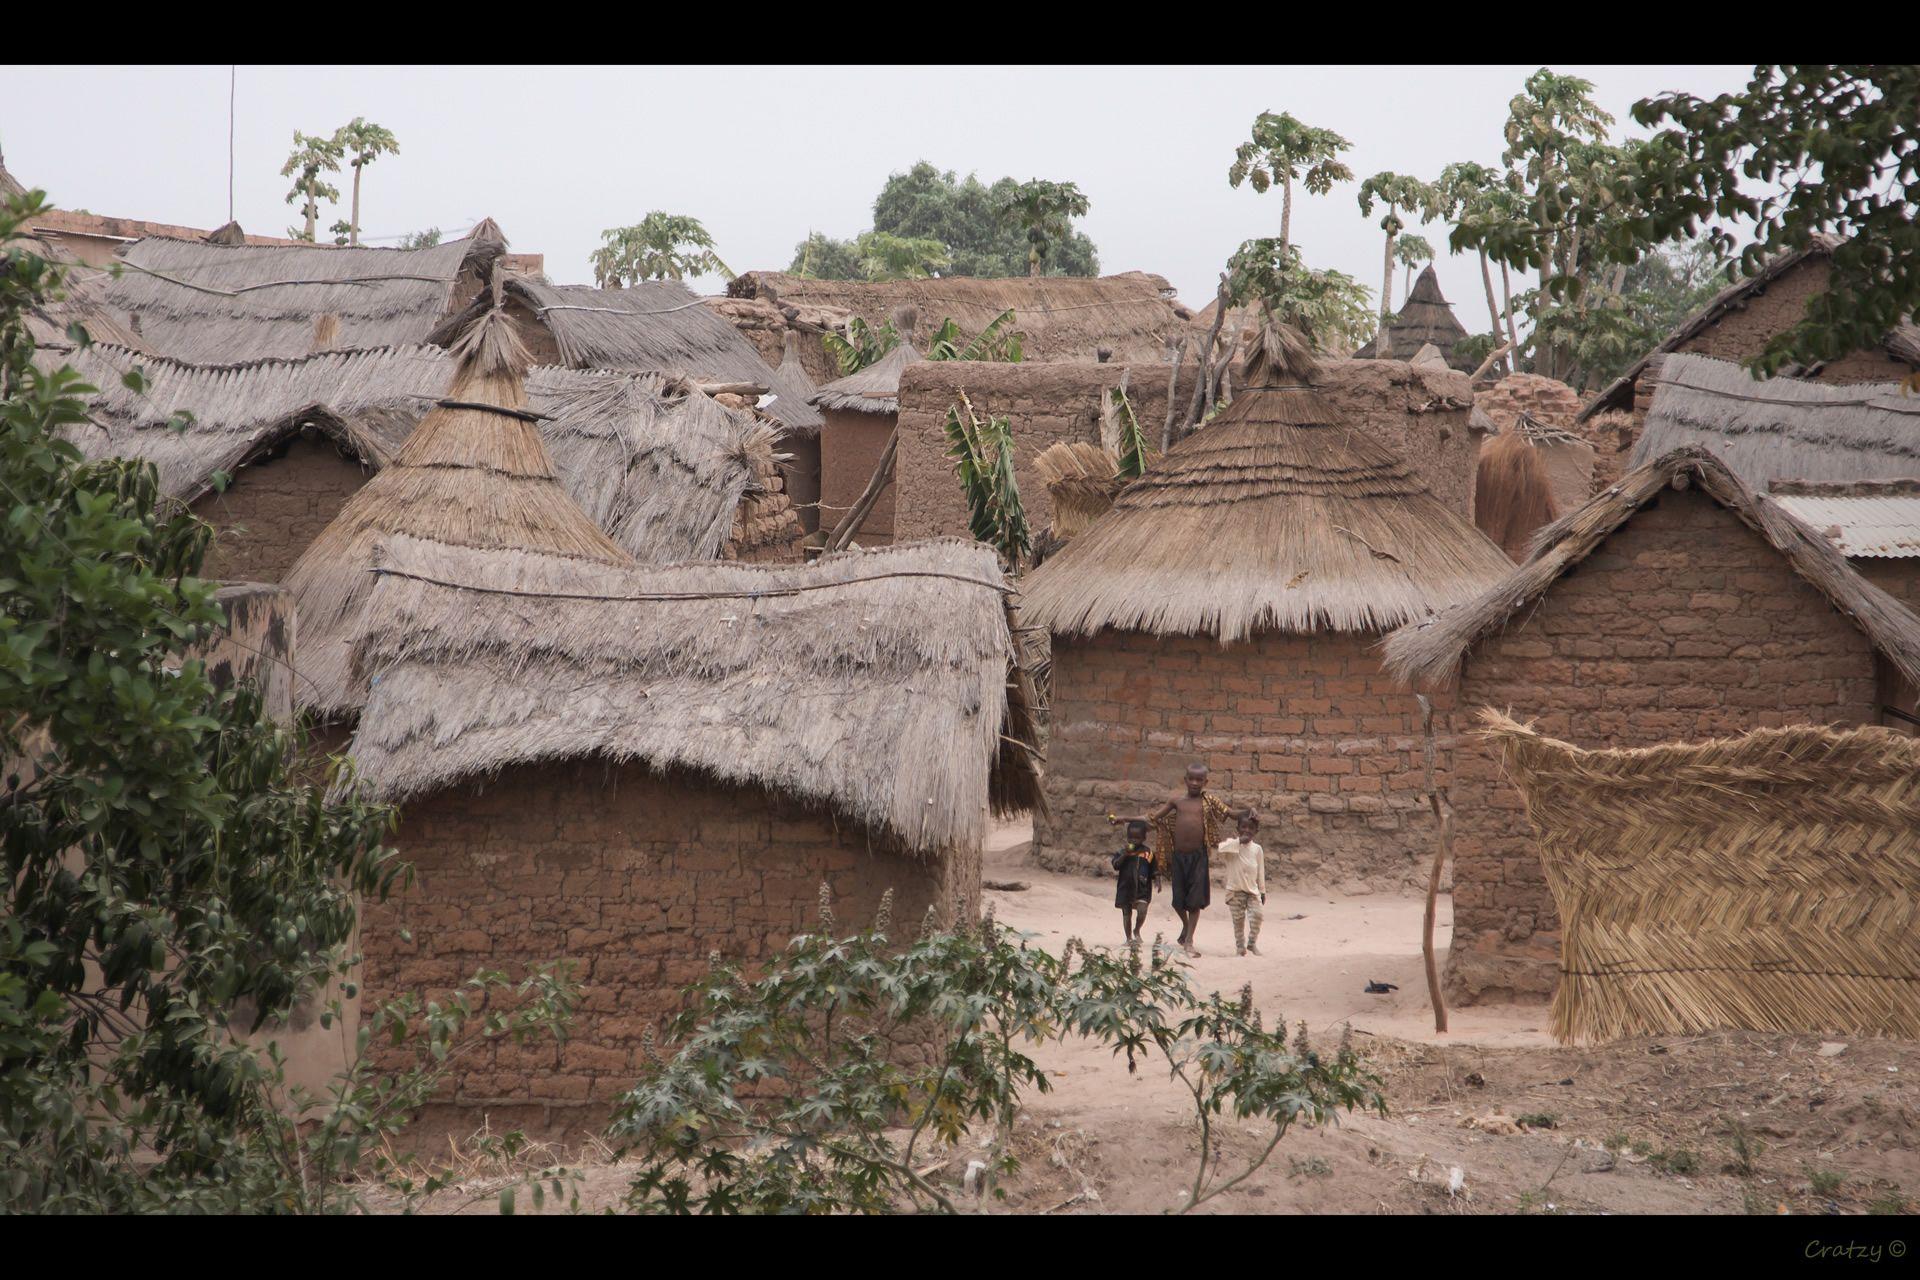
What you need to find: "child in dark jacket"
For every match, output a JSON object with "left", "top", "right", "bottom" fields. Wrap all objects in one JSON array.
[{"left": 1112, "top": 819, "right": 1156, "bottom": 943}]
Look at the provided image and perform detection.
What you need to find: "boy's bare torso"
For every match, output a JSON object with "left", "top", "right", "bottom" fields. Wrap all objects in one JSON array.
[{"left": 1168, "top": 793, "right": 1207, "bottom": 853}]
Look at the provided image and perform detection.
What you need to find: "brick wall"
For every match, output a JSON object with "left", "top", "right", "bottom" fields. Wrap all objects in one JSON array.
[
  {"left": 1447, "top": 486, "right": 1881, "bottom": 1004},
  {"left": 1033, "top": 629, "right": 1456, "bottom": 893},
  {"left": 894, "top": 358, "right": 1480, "bottom": 547},
  {"left": 191, "top": 436, "right": 373, "bottom": 582},
  {"left": 819, "top": 408, "right": 898, "bottom": 543},
  {"left": 1671, "top": 257, "right": 1913, "bottom": 385},
  {"left": 360, "top": 760, "right": 973, "bottom": 1140}
]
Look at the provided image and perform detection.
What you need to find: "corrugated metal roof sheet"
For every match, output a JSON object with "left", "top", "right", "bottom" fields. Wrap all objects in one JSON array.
[{"left": 1773, "top": 491, "right": 1920, "bottom": 558}]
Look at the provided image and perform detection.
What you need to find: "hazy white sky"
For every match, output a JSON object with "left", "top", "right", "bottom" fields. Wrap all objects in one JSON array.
[{"left": 2, "top": 64, "right": 1755, "bottom": 322}]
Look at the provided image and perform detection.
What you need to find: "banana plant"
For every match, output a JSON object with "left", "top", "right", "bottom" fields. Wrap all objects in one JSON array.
[{"left": 945, "top": 390, "right": 1031, "bottom": 565}]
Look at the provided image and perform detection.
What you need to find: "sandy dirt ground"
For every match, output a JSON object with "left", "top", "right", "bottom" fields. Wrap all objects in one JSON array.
[{"left": 382, "top": 821, "right": 1920, "bottom": 1215}]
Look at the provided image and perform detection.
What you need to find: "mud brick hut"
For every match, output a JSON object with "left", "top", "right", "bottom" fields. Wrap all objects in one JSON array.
[
  {"left": 100, "top": 221, "right": 524, "bottom": 362},
  {"left": 1355, "top": 265, "right": 1475, "bottom": 372},
  {"left": 723, "top": 270, "right": 1194, "bottom": 385},
  {"left": 1579, "top": 235, "right": 1920, "bottom": 429},
  {"left": 808, "top": 340, "right": 922, "bottom": 546},
  {"left": 1382, "top": 447, "right": 1920, "bottom": 1005},
  {"left": 1020, "top": 324, "right": 1513, "bottom": 890},
  {"left": 342, "top": 534, "right": 1038, "bottom": 1135},
  {"left": 60, "top": 341, "right": 792, "bottom": 582}
]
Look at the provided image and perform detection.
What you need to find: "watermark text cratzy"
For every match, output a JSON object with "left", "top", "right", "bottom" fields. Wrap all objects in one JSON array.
[{"left": 1805, "top": 1240, "right": 1907, "bottom": 1264}]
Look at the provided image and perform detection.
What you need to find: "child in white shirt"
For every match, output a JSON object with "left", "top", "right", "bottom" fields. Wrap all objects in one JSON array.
[{"left": 1217, "top": 813, "right": 1266, "bottom": 957}]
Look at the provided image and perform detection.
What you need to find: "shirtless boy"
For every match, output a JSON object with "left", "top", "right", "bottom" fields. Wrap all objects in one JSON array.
[{"left": 1109, "top": 763, "right": 1241, "bottom": 957}]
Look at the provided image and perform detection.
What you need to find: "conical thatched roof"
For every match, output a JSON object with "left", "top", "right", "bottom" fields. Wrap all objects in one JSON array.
[
  {"left": 345, "top": 535, "right": 1039, "bottom": 854},
  {"left": 284, "top": 310, "right": 632, "bottom": 717},
  {"left": 1356, "top": 265, "right": 1473, "bottom": 371},
  {"left": 809, "top": 341, "right": 922, "bottom": 415},
  {"left": 1020, "top": 320, "right": 1512, "bottom": 640}
]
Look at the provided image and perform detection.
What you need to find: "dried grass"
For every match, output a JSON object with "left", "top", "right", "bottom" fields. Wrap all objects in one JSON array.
[{"left": 1474, "top": 432, "right": 1559, "bottom": 562}]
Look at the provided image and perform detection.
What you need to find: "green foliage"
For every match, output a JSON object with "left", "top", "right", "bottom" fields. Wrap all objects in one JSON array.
[
  {"left": 328, "top": 117, "right": 398, "bottom": 247},
  {"left": 1224, "top": 239, "right": 1376, "bottom": 352},
  {"left": 1868, "top": 1187, "right": 1909, "bottom": 1215},
  {"left": 788, "top": 231, "right": 864, "bottom": 280},
  {"left": 396, "top": 228, "right": 442, "bottom": 250},
  {"left": 853, "top": 230, "right": 950, "bottom": 281},
  {"left": 997, "top": 179, "right": 1092, "bottom": 278},
  {"left": 925, "top": 308, "right": 1024, "bottom": 363},
  {"left": 1600, "top": 65, "right": 1920, "bottom": 378},
  {"left": 822, "top": 315, "right": 902, "bottom": 377},
  {"left": 870, "top": 162, "right": 1099, "bottom": 278},
  {"left": 1805, "top": 1163, "right": 1846, "bottom": 1196},
  {"left": 592, "top": 212, "right": 733, "bottom": 287},
  {"left": 1356, "top": 171, "right": 1434, "bottom": 240},
  {"left": 1649, "top": 1145, "right": 1700, "bottom": 1176},
  {"left": 610, "top": 894, "right": 1386, "bottom": 1215},
  {"left": 279, "top": 130, "right": 343, "bottom": 242},
  {"left": 945, "top": 391, "right": 1030, "bottom": 566},
  {"left": 1228, "top": 112, "right": 1353, "bottom": 203},
  {"left": 1454, "top": 331, "right": 1502, "bottom": 369},
  {"left": 1724, "top": 1120, "right": 1763, "bottom": 1177},
  {"left": 1109, "top": 387, "right": 1149, "bottom": 479},
  {"left": 1516, "top": 1112, "right": 1558, "bottom": 1130}
]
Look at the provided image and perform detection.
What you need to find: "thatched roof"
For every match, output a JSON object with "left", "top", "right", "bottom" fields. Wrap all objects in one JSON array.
[
  {"left": 1355, "top": 266, "right": 1472, "bottom": 371},
  {"left": 1019, "top": 323, "right": 1512, "bottom": 640},
  {"left": 281, "top": 313, "right": 643, "bottom": 717},
  {"left": 344, "top": 534, "right": 1039, "bottom": 854},
  {"left": 1479, "top": 708, "right": 1920, "bottom": 1043},
  {"left": 1627, "top": 352, "right": 1920, "bottom": 490},
  {"left": 57, "top": 341, "right": 771, "bottom": 568},
  {"left": 1579, "top": 235, "right": 1920, "bottom": 422},
  {"left": 0, "top": 152, "right": 25, "bottom": 200},
  {"left": 730, "top": 271, "right": 1190, "bottom": 365},
  {"left": 1381, "top": 446, "right": 1920, "bottom": 691},
  {"left": 1770, "top": 480, "right": 1920, "bottom": 559},
  {"left": 102, "top": 227, "right": 506, "bottom": 362},
  {"left": 428, "top": 275, "right": 823, "bottom": 434},
  {"left": 809, "top": 341, "right": 922, "bottom": 415}
]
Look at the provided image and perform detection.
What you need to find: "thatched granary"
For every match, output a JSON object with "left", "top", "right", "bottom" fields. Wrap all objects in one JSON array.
[
  {"left": 59, "top": 341, "right": 788, "bottom": 582},
  {"left": 1355, "top": 265, "right": 1474, "bottom": 372},
  {"left": 1021, "top": 323, "right": 1512, "bottom": 890},
  {"left": 101, "top": 224, "right": 513, "bottom": 362},
  {"left": 344, "top": 534, "right": 1038, "bottom": 1135},
  {"left": 1480, "top": 710, "right": 1920, "bottom": 1044},
  {"left": 427, "top": 274, "right": 822, "bottom": 437},
  {"left": 283, "top": 313, "right": 634, "bottom": 719},
  {"left": 808, "top": 341, "right": 922, "bottom": 545},
  {"left": 1580, "top": 234, "right": 1920, "bottom": 426},
  {"left": 1383, "top": 447, "right": 1920, "bottom": 1005},
  {"left": 725, "top": 270, "right": 1193, "bottom": 384},
  {"left": 1473, "top": 430, "right": 1559, "bottom": 563}
]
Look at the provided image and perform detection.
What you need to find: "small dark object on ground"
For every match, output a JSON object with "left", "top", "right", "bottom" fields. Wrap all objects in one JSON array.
[
  {"left": 984, "top": 880, "right": 1031, "bottom": 892},
  {"left": 1648, "top": 1044, "right": 1670, "bottom": 1055},
  {"left": 1364, "top": 980, "right": 1398, "bottom": 994},
  {"left": 1464, "top": 1071, "right": 1487, "bottom": 1088}
]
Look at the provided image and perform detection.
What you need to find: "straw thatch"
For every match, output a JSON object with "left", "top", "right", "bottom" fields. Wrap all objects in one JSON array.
[
  {"left": 1382, "top": 446, "right": 1920, "bottom": 691},
  {"left": 1478, "top": 707, "right": 1920, "bottom": 1043},
  {"left": 345, "top": 534, "right": 1039, "bottom": 855},
  {"left": 1032, "top": 441, "right": 1122, "bottom": 540},
  {"left": 1629, "top": 352, "right": 1920, "bottom": 489},
  {"left": 0, "top": 152, "right": 25, "bottom": 201},
  {"left": 1355, "top": 266, "right": 1473, "bottom": 371},
  {"left": 57, "top": 341, "right": 772, "bottom": 565},
  {"left": 1019, "top": 323, "right": 1512, "bottom": 640},
  {"left": 428, "top": 274, "right": 823, "bottom": 434},
  {"left": 1473, "top": 431, "right": 1559, "bottom": 562},
  {"left": 283, "top": 311, "right": 634, "bottom": 717},
  {"left": 1579, "top": 235, "right": 1920, "bottom": 422},
  {"left": 103, "top": 227, "right": 506, "bottom": 362},
  {"left": 730, "top": 271, "right": 1190, "bottom": 365},
  {"left": 809, "top": 341, "right": 922, "bottom": 415}
]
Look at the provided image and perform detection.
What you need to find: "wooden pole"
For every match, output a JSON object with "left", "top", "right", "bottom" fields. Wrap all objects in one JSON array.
[
  {"left": 1161, "top": 336, "right": 1185, "bottom": 454},
  {"left": 1416, "top": 694, "right": 1451, "bottom": 1034},
  {"left": 1183, "top": 274, "right": 1230, "bottom": 436}
]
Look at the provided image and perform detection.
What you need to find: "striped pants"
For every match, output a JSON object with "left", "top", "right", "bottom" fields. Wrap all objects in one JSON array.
[{"left": 1227, "top": 890, "right": 1263, "bottom": 952}]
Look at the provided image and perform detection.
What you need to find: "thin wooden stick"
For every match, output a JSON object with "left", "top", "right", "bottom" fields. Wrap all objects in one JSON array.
[
  {"left": 824, "top": 427, "right": 897, "bottom": 552},
  {"left": 1467, "top": 341, "right": 1516, "bottom": 386},
  {"left": 1161, "top": 336, "right": 1186, "bottom": 453},
  {"left": 1417, "top": 694, "right": 1451, "bottom": 1034}
]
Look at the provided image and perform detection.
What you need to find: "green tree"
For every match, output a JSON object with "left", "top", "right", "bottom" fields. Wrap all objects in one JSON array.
[
  {"left": 1432, "top": 161, "right": 1525, "bottom": 370},
  {"left": 997, "top": 179, "right": 1092, "bottom": 279},
  {"left": 279, "top": 130, "right": 343, "bottom": 243},
  {"left": 328, "top": 118, "right": 399, "bottom": 248},
  {"left": 870, "top": 162, "right": 1100, "bottom": 278},
  {"left": 1227, "top": 111, "right": 1354, "bottom": 254},
  {"left": 395, "top": 227, "right": 442, "bottom": 250},
  {"left": 788, "top": 230, "right": 863, "bottom": 280},
  {"left": 1356, "top": 172, "right": 1436, "bottom": 335},
  {"left": 1395, "top": 233, "right": 1435, "bottom": 298},
  {"left": 592, "top": 213, "right": 733, "bottom": 287},
  {"left": 1600, "top": 65, "right": 1920, "bottom": 379},
  {"left": 946, "top": 391, "right": 1031, "bottom": 565},
  {"left": 854, "top": 230, "right": 950, "bottom": 281},
  {"left": 1224, "top": 239, "right": 1375, "bottom": 353},
  {"left": 0, "top": 190, "right": 399, "bottom": 1208}
]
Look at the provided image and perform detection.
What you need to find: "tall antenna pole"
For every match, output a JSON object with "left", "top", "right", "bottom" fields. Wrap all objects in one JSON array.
[{"left": 228, "top": 66, "right": 236, "bottom": 223}]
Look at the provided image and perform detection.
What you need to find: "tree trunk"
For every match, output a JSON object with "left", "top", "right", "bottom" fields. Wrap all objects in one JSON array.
[
  {"left": 1280, "top": 171, "right": 1292, "bottom": 255},
  {"left": 1499, "top": 260, "right": 1520, "bottom": 364},
  {"left": 1184, "top": 275, "right": 1230, "bottom": 435},
  {"left": 350, "top": 161, "right": 362, "bottom": 247},
  {"left": 1478, "top": 250, "right": 1507, "bottom": 376},
  {"left": 1029, "top": 243, "right": 1040, "bottom": 279},
  {"left": 1379, "top": 227, "right": 1397, "bottom": 345},
  {"left": 302, "top": 176, "right": 317, "bottom": 241},
  {"left": 1162, "top": 337, "right": 1185, "bottom": 454}
]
